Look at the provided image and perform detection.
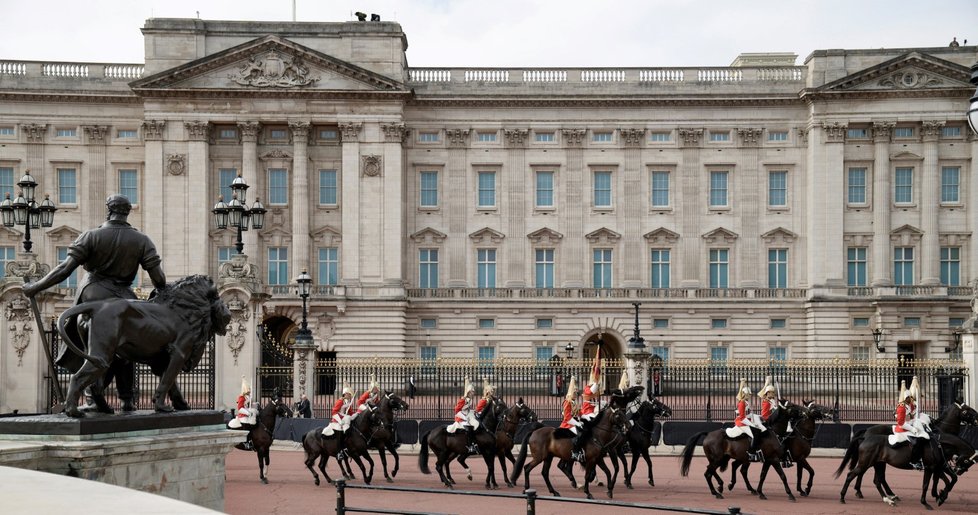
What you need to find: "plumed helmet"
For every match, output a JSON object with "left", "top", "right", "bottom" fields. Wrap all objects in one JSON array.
[
  {"left": 737, "top": 378, "right": 751, "bottom": 400},
  {"left": 617, "top": 372, "right": 629, "bottom": 392},
  {"left": 342, "top": 382, "right": 354, "bottom": 396},
  {"left": 759, "top": 375, "right": 776, "bottom": 397},
  {"left": 566, "top": 375, "right": 579, "bottom": 401},
  {"left": 369, "top": 373, "right": 380, "bottom": 393},
  {"left": 240, "top": 375, "right": 251, "bottom": 395},
  {"left": 899, "top": 379, "right": 911, "bottom": 402},
  {"left": 105, "top": 194, "right": 132, "bottom": 215},
  {"left": 909, "top": 376, "right": 921, "bottom": 402},
  {"left": 483, "top": 377, "right": 495, "bottom": 397},
  {"left": 463, "top": 376, "right": 475, "bottom": 396}
]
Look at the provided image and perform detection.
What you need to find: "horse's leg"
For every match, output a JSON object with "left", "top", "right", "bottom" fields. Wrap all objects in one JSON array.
[
  {"left": 456, "top": 454, "right": 472, "bottom": 481},
  {"left": 771, "top": 461, "right": 795, "bottom": 501},
  {"left": 853, "top": 467, "right": 865, "bottom": 499},
  {"left": 319, "top": 454, "right": 335, "bottom": 485},
  {"left": 596, "top": 458, "right": 614, "bottom": 499},
  {"left": 643, "top": 448, "right": 655, "bottom": 487},
  {"left": 304, "top": 450, "right": 320, "bottom": 486},
  {"left": 919, "top": 467, "right": 934, "bottom": 511},
  {"left": 937, "top": 469, "right": 956, "bottom": 506},
  {"left": 499, "top": 451, "right": 513, "bottom": 488},
  {"left": 740, "top": 462, "right": 757, "bottom": 494},
  {"left": 388, "top": 440, "right": 400, "bottom": 478},
  {"left": 756, "top": 462, "right": 770, "bottom": 500},
  {"left": 376, "top": 446, "right": 390, "bottom": 482},
  {"left": 556, "top": 458, "right": 577, "bottom": 489},
  {"left": 800, "top": 457, "right": 815, "bottom": 496},
  {"left": 257, "top": 447, "right": 267, "bottom": 484},
  {"left": 877, "top": 465, "right": 898, "bottom": 501},
  {"left": 541, "top": 456, "right": 559, "bottom": 497},
  {"left": 727, "top": 461, "right": 739, "bottom": 491},
  {"left": 705, "top": 462, "right": 723, "bottom": 499},
  {"left": 361, "top": 451, "right": 375, "bottom": 485},
  {"left": 483, "top": 451, "right": 496, "bottom": 490},
  {"left": 626, "top": 448, "right": 639, "bottom": 489}
]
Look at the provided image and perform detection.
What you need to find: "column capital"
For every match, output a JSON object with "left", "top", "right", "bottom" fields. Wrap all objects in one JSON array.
[
  {"left": 872, "top": 121, "right": 895, "bottom": 143},
  {"left": 237, "top": 121, "right": 261, "bottom": 143},
  {"left": 381, "top": 122, "right": 409, "bottom": 143},
  {"left": 821, "top": 122, "right": 847, "bottom": 143},
  {"left": 503, "top": 128, "right": 529, "bottom": 148},
  {"left": 142, "top": 120, "right": 166, "bottom": 141},
  {"left": 82, "top": 125, "right": 109, "bottom": 145},
  {"left": 677, "top": 128, "right": 703, "bottom": 147},
  {"left": 921, "top": 121, "right": 945, "bottom": 142},
  {"left": 289, "top": 121, "right": 311, "bottom": 142},
  {"left": 560, "top": 128, "right": 586, "bottom": 147},
  {"left": 338, "top": 122, "right": 362, "bottom": 143},
  {"left": 619, "top": 128, "right": 646, "bottom": 147},
  {"left": 184, "top": 121, "right": 210, "bottom": 141},
  {"left": 736, "top": 127, "right": 763, "bottom": 147},
  {"left": 796, "top": 126, "right": 810, "bottom": 145},
  {"left": 19, "top": 123, "right": 47, "bottom": 143},
  {"left": 444, "top": 128, "right": 470, "bottom": 148}
]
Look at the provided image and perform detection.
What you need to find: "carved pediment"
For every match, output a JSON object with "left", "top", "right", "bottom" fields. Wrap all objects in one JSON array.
[
  {"left": 585, "top": 227, "right": 621, "bottom": 245},
  {"left": 890, "top": 150, "right": 923, "bottom": 161},
  {"left": 643, "top": 227, "right": 679, "bottom": 245},
  {"left": 843, "top": 233, "right": 874, "bottom": 247},
  {"left": 820, "top": 52, "right": 971, "bottom": 92},
  {"left": 527, "top": 227, "right": 564, "bottom": 246},
  {"left": 311, "top": 225, "right": 342, "bottom": 246},
  {"left": 702, "top": 227, "right": 739, "bottom": 244},
  {"left": 45, "top": 225, "right": 82, "bottom": 244},
  {"left": 258, "top": 225, "right": 293, "bottom": 247},
  {"left": 761, "top": 227, "right": 797, "bottom": 245},
  {"left": 411, "top": 227, "right": 447, "bottom": 245},
  {"left": 890, "top": 224, "right": 923, "bottom": 246},
  {"left": 469, "top": 227, "right": 505, "bottom": 245},
  {"left": 0, "top": 226, "right": 23, "bottom": 246},
  {"left": 131, "top": 35, "right": 408, "bottom": 96}
]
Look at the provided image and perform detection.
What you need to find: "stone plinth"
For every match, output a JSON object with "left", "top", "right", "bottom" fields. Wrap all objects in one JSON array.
[{"left": 0, "top": 410, "right": 243, "bottom": 511}]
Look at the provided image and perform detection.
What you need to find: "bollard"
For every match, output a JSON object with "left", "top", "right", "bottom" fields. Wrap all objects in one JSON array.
[
  {"left": 727, "top": 507, "right": 741, "bottom": 514},
  {"left": 336, "top": 479, "right": 346, "bottom": 515},
  {"left": 525, "top": 488, "right": 536, "bottom": 515}
]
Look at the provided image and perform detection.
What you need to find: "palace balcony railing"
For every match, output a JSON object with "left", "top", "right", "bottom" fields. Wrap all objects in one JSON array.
[
  {"left": 408, "top": 66, "right": 805, "bottom": 85},
  {"left": 0, "top": 60, "right": 144, "bottom": 81}
]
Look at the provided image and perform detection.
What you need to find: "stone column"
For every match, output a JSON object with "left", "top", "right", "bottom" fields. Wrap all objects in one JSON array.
[
  {"left": 678, "top": 128, "right": 703, "bottom": 287},
  {"left": 380, "top": 123, "right": 407, "bottom": 285},
  {"left": 338, "top": 122, "right": 362, "bottom": 285},
  {"left": 624, "top": 349, "right": 650, "bottom": 402},
  {"left": 292, "top": 335, "right": 316, "bottom": 402},
  {"left": 620, "top": 129, "right": 646, "bottom": 287},
  {"left": 290, "top": 122, "right": 311, "bottom": 277},
  {"left": 971, "top": 130, "right": 978, "bottom": 291},
  {"left": 185, "top": 121, "right": 211, "bottom": 278},
  {"left": 561, "top": 129, "right": 586, "bottom": 287},
  {"left": 82, "top": 125, "right": 109, "bottom": 232},
  {"left": 238, "top": 122, "right": 261, "bottom": 259},
  {"left": 736, "top": 128, "right": 762, "bottom": 287},
  {"left": 920, "top": 121, "right": 944, "bottom": 285},
  {"left": 804, "top": 122, "right": 846, "bottom": 287},
  {"left": 445, "top": 128, "right": 470, "bottom": 287},
  {"left": 142, "top": 120, "right": 166, "bottom": 260},
  {"left": 215, "top": 286, "right": 262, "bottom": 411},
  {"left": 503, "top": 129, "right": 528, "bottom": 287},
  {"left": 871, "top": 121, "right": 894, "bottom": 286}
]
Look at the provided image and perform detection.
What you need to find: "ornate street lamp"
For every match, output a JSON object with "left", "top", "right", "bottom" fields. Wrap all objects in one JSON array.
[
  {"left": 627, "top": 301, "right": 646, "bottom": 350},
  {"left": 950, "top": 329, "right": 963, "bottom": 353},
  {"left": 872, "top": 327, "right": 885, "bottom": 353},
  {"left": 294, "top": 269, "right": 313, "bottom": 344},
  {"left": 211, "top": 174, "right": 266, "bottom": 254},
  {"left": 564, "top": 341, "right": 574, "bottom": 360},
  {"left": 0, "top": 172, "right": 56, "bottom": 252}
]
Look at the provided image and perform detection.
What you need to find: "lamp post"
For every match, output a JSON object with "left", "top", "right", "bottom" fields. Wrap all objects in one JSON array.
[
  {"left": 872, "top": 327, "right": 885, "bottom": 353},
  {"left": 292, "top": 269, "right": 316, "bottom": 405},
  {"left": 950, "top": 329, "right": 962, "bottom": 354},
  {"left": 212, "top": 174, "right": 266, "bottom": 254},
  {"left": 295, "top": 269, "right": 313, "bottom": 343},
  {"left": 627, "top": 302, "right": 646, "bottom": 350},
  {"left": 564, "top": 342, "right": 574, "bottom": 360},
  {"left": 0, "top": 172, "right": 56, "bottom": 253}
]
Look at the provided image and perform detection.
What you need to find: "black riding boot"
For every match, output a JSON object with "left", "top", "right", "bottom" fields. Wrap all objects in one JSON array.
[
  {"left": 466, "top": 427, "right": 479, "bottom": 455},
  {"left": 337, "top": 434, "right": 348, "bottom": 460},
  {"left": 571, "top": 428, "right": 588, "bottom": 464},
  {"left": 747, "top": 429, "right": 763, "bottom": 462},
  {"left": 909, "top": 438, "right": 924, "bottom": 471}
]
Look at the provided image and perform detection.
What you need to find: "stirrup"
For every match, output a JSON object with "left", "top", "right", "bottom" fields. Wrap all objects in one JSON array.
[
  {"left": 241, "top": 441, "right": 254, "bottom": 451},
  {"left": 467, "top": 444, "right": 479, "bottom": 454},
  {"left": 337, "top": 449, "right": 348, "bottom": 460},
  {"left": 911, "top": 460, "right": 924, "bottom": 471},
  {"left": 748, "top": 451, "right": 763, "bottom": 463},
  {"left": 572, "top": 450, "right": 585, "bottom": 464}
]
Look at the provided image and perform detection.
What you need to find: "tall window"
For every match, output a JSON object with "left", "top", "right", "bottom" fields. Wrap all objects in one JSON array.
[
  {"left": 593, "top": 171, "right": 612, "bottom": 208},
  {"left": 478, "top": 172, "right": 496, "bottom": 208},
  {"left": 478, "top": 346, "right": 496, "bottom": 374},
  {"left": 768, "top": 248, "right": 788, "bottom": 288},
  {"left": 710, "top": 346, "right": 728, "bottom": 375},
  {"left": 318, "top": 247, "right": 338, "bottom": 285},
  {"left": 847, "top": 247, "right": 867, "bottom": 286},
  {"left": 941, "top": 166, "right": 960, "bottom": 203},
  {"left": 420, "top": 346, "right": 437, "bottom": 375},
  {"left": 769, "top": 347, "right": 788, "bottom": 363},
  {"left": 218, "top": 246, "right": 234, "bottom": 268},
  {"left": 709, "top": 171, "right": 728, "bottom": 207},
  {"left": 57, "top": 168, "right": 76, "bottom": 204},
  {"left": 768, "top": 171, "right": 787, "bottom": 207},
  {"left": 894, "top": 167, "right": 913, "bottom": 204},
  {"left": 893, "top": 246, "right": 914, "bottom": 285},
  {"left": 420, "top": 171, "right": 438, "bottom": 208},
  {"left": 419, "top": 248, "right": 439, "bottom": 288},
  {"left": 267, "top": 247, "right": 288, "bottom": 285},
  {"left": 535, "top": 248, "right": 554, "bottom": 288},
  {"left": 268, "top": 168, "right": 288, "bottom": 205},
  {"left": 319, "top": 170, "right": 337, "bottom": 205},
  {"left": 0, "top": 246, "right": 15, "bottom": 279},
  {"left": 57, "top": 247, "right": 78, "bottom": 288},
  {"left": 219, "top": 168, "right": 237, "bottom": 203},
  {"left": 940, "top": 247, "right": 960, "bottom": 286},
  {"left": 0, "top": 167, "right": 12, "bottom": 199},
  {"left": 651, "top": 171, "right": 669, "bottom": 207},
  {"left": 847, "top": 167, "right": 867, "bottom": 204},
  {"left": 709, "top": 248, "right": 729, "bottom": 288},
  {"left": 118, "top": 169, "right": 138, "bottom": 203},
  {"left": 650, "top": 249, "right": 670, "bottom": 288},
  {"left": 477, "top": 249, "right": 496, "bottom": 288},
  {"left": 592, "top": 248, "right": 613, "bottom": 288},
  {"left": 535, "top": 171, "right": 554, "bottom": 208}
]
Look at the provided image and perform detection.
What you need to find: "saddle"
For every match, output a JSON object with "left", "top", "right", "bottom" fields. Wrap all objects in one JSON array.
[{"left": 553, "top": 428, "right": 575, "bottom": 439}]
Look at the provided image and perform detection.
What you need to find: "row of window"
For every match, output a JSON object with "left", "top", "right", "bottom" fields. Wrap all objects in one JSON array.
[
  {"left": 846, "top": 126, "right": 964, "bottom": 139},
  {"left": 0, "top": 167, "right": 138, "bottom": 205},
  {"left": 0, "top": 127, "right": 139, "bottom": 139},
  {"left": 847, "top": 166, "right": 962, "bottom": 205},
  {"left": 214, "top": 126, "right": 339, "bottom": 143}
]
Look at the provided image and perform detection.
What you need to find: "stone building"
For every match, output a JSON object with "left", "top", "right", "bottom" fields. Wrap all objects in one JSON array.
[{"left": 0, "top": 18, "right": 975, "bottom": 411}]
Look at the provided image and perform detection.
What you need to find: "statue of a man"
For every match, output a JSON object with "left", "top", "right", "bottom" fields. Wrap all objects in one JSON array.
[{"left": 24, "top": 195, "right": 167, "bottom": 412}]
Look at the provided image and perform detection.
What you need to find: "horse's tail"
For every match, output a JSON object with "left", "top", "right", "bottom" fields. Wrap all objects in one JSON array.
[
  {"left": 852, "top": 428, "right": 867, "bottom": 440},
  {"left": 680, "top": 431, "right": 708, "bottom": 477},
  {"left": 834, "top": 435, "right": 862, "bottom": 479},
  {"left": 509, "top": 428, "right": 534, "bottom": 485},
  {"left": 418, "top": 430, "right": 432, "bottom": 474},
  {"left": 56, "top": 303, "right": 104, "bottom": 365}
]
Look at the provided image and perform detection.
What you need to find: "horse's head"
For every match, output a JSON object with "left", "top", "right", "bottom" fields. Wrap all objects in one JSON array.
[
  {"left": 777, "top": 399, "right": 809, "bottom": 424},
  {"left": 959, "top": 403, "right": 978, "bottom": 427},
  {"left": 802, "top": 399, "right": 832, "bottom": 421},
  {"left": 383, "top": 390, "right": 409, "bottom": 412},
  {"left": 953, "top": 448, "right": 977, "bottom": 476},
  {"left": 646, "top": 397, "right": 672, "bottom": 419},
  {"left": 601, "top": 405, "right": 629, "bottom": 436},
  {"left": 274, "top": 398, "right": 293, "bottom": 418},
  {"left": 512, "top": 397, "right": 537, "bottom": 423}
]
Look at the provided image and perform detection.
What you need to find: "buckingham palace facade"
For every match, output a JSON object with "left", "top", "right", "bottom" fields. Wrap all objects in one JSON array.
[{"left": 0, "top": 18, "right": 976, "bottom": 411}]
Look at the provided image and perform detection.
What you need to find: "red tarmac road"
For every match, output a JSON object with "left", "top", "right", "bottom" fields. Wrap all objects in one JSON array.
[{"left": 225, "top": 446, "right": 978, "bottom": 515}]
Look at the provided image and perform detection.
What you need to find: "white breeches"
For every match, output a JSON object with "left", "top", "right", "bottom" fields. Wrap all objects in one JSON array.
[
  {"left": 725, "top": 425, "right": 755, "bottom": 439},
  {"left": 740, "top": 414, "right": 766, "bottom": 432},
  {"left": 322, "top": 414, "right": 353, "bottom": 436},
  {"left": 447, "top": 411, "right": 479, "bottom": 433}
]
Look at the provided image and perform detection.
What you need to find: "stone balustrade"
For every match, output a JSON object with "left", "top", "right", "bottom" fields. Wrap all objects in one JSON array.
[
  {"left": 0, "top": 60, "right": 144, "bottom": 82},
  {"left": 407, "top": 66, "right": 805, "bottom": 85}
]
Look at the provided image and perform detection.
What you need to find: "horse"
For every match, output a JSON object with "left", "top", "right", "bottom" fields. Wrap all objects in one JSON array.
[
  {"left": 301, "top": 404, "right": 383, "bottom": 486},
  {"left": 492, "top": 397, "right": 539, "bottom": 488},
  {"left": 366, "top": 390, "right": 409, "bottom": 483},
  {"left": 56, "top": 274, "right": 231, "bottom": 417},
  {"left": 418, "top": 397, "right": 501, "bottom": 489},
  {"left": 236, "top": 394, "right": 293, "bottom": 484},
  {"left": 511, "top": 402, "right": 629, "bottom": 500},
  {"left": 834, "top": 432, "right": 946, "bottom": 509},
  {"left": 680, "top": 410, "right": 796, "bottom": 502},
  {"left": 621, "top": 397, "right": 672, "bottom": 489}
]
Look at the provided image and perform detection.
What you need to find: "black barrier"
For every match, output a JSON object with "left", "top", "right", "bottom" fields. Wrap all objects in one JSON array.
[
  {"left": 662, "top": 421, "right": 725, "bottom": 446},
  {"left": 396, "top": 420, "right": 419, "bottom": 445},
  {"left": 809, "top": 423, "right": 851, "bottom": 448}
]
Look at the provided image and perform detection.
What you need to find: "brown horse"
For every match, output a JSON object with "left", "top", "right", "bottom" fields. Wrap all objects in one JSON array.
[
  {"left": 418, "top": 398, "right": 501, "bottom": 489},
  {"left": 301, "top": 406, "right": 382, "bottom": 486},
  {"left": 835, "top": 432, "right": 946, "bottom": 509},
  {"left": 366, "top": 391, "right": 409, "bottom": 483},
  {"left": 236, "top": 393, "right": 293, "bottom": 484},
  {"left": 511, "top": 403, "right": 628, "bottom": 499},
  {"left": 493, "top": 398, "right": 539, "bottom": 488},
  {"left": 680, "top": 420, "right": 796, "bottom": 501}
]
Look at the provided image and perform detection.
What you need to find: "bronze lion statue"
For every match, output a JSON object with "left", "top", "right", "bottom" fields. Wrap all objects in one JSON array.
[{"left": 56, "top": 275, "right": 231, "bottom": 418}]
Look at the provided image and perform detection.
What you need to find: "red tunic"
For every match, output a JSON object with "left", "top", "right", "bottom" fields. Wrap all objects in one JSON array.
[
  {"left": 734, "top": 400, "right": 750, "bottom": 427},
  {"left": 356, "top": 391, "right": 372, "bottom": 409},
  {"left": 475, "top": 398, "right": 489, "bottom": 414},
  {"left": 894, "top": 403, "right": 909, "bottom": 432},
  {"left": 559, "top": 400, "right": 576, "bottom": 429},
  {"left": 454, "top": 397, "right": 467, "bottom": 413},
  {"left": 236, "top": 394, "right": 248, "bottom": 418},
  {"left": 331, "top": 398, "right": 351, "bottom": 418},
  {"left": 761, "top": 399, "right": 773, "bottom": 422}
]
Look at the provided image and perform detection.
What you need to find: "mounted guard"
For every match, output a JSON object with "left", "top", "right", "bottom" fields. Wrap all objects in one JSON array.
[
  {"left": 725, "top": 378, "right": 766, "bottom": 462},
  {"left": 357, "top": 373, "right": 381, "bottom": 412},
  {"left": 888, "top": 378, "right": 928, "bottom": 470},
  {"left": 570, "top": 349, "right": 603, "bottom": 463},
  {"left": 759, "top": 375, "right": 793, "bottom": 468},
  {"left": 323, "top": 383, "right": 356, "bottom": 458},
  {"left": 447, "top": 376, "right": 480, "bottom": 454}
]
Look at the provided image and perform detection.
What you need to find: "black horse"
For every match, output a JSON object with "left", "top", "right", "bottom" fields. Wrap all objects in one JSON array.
[
  {"left": 492, "top": 398, "right": 539, "bottom": 488},
  {"left": 236, "top": 394, "right": 293, "bottom": 484},
  {"left": 419, "top": 398, "right": 501, "bottom": 489},
  {"left": 367, "top": 390, "right": 409, "bottom": 483},
  {"left": 725, "top": 400, "right": 809, "bottom": 497},
  {"left": 301, "top": 404, "right": 383, "bottom": 486},
  {"left": 620, "top": 397, "right": 672, "bottom": 488},
  {"left": 835, "top": 432, "right": 946, "bottom": 509}
]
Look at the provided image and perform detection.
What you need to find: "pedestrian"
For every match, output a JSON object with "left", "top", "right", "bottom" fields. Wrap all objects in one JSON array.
[
  {"left": 296, "top": 393, "right": 312, "bottom": 418},
  {"left": 407, "top": 375, "right": 416, "bottom": 399}
]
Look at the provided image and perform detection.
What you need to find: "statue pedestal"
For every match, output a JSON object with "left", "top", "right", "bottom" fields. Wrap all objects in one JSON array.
[
  {"left": 0, "top": 410, "right": 241, "bottom": 511},
  {"left": 624, "top": 349, "right": 650, "bottom": 402}
]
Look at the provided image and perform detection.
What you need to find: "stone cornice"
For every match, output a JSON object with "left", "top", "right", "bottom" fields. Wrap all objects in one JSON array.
[
  {"left": 0, "top": 91, "right": 140, "bottom": 105},
  {"left": 800, "top": 87, "right": 971, "bottom": 102},
  {"left": 409, "top": 96, "right": 805, "bottom": 109}
]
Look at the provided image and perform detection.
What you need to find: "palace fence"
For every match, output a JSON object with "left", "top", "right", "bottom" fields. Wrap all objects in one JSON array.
[{"left": 257, "top": 358, "right": 967, "bottom": 423}]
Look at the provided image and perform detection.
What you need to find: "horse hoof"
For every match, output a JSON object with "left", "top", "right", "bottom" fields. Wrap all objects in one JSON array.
[
  {"left": 607, "top": 491, "right": 614, "bottom": 499},
  {"left": 839, "top": 499, "right": 846, "bottom": 504},
  {"left": 314, "top": 478, "right": 320, "bottom": 486},
  {"left": 750, "top": 490, "right": 758, "bottom": 496},
  {"left": 759, "top": 494, "right": 767, "bottom": 500},
  {"left": 586, "top": 494, "right": 594, "bottom": 500},
  {"left": 883, "top": 497, "right": 896, "bottom": 506},
  {"left": 799, "top": 491, "right": 808, "bottom": 497},
  {"left": 625, "top": 483, "right": 633, "bottom": 490},
  {"left": 261, "top": 478, "right": 268, "bottom": 485},
  {"left": 386, "top": 477, "right": 393, "bottom": 483},
  {"left": 855, "top": 492, "right": 864, "bottom": 499},
  {"left": 922, "top": 503, "right": 933, "bottom": 511},
  {"left": 715, "top": 494, "right": 724, "bottom": 500},
  {"left": 892, "top": 496, "right": 901, "bottom": 502},
  {"left": 727, "top": 483, "right": 735, "bottom": 491},
  {"left": 467, "top": 471, "right": 473, "bottom": 481},
  {"left": 788, "top": 495, "right": 796, "bottom": 502},
  {"left": 649, "top": 481, "right": 655, "bottom": 487}
]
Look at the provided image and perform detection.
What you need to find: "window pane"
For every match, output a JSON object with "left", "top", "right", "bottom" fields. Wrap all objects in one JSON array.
[
  {"left": 318, "top": 247, "right": 338, "bottom": 285},
  {"left": 847, "top": 168, "right": 866, "bottom": 204},
  {"left": 57, "top": 168, "right": 76, "bottom": 204},
  {"left": 847, "top": 247, "right": 867, "bottom": 286},
  {"left": 218, "top": 168, "right": 237, "bottom": 203},
  {"left": 0, "top": 167, "right": 13, "bottom": 199},
  {"left": 651, "top": 171, "right": 669, "bottom": 207},
  {"left": 650, "top": 249, "right": 670, "bottom": 288},
  {"left": 768, "top": 171, "right": 786, "bottom": 206},
  {"left": 535, "top": 248, "right": 554, "bottom": 288},
  {"left": 0, "top": 246, "right": 14, "bottom": 279},
  {"left": 420, "top": 171, "right": 438, "bottom": 207},
  {"left": 319, "top": 170, "right": 337, "bottom": 205},
  {"left": 893, "top": 246, "right": 914, "bottom": 285},
  {"left": 536, "top": 171, "right": 554, "bottom": 207},
  {"left": 419, "top": 248, "right": 439, "bottom": 288},
  {"left": 709, "top": 248, "right": 729, "bottom": 288},
  {"left": 593, "top": 171, "right": 612, "bottom": 207},
  {"left": 267, "top": 247, "right": 288, "bottom": 285},
  {"left": 478, "top": 172, "right": 496, "bottom": 207},
  {"left": 420, "top": 318, "right": 437, "bottom": 329},
  {"left": 477, "top": 248, "right": 496, "bottom": 288},
  {"left": 268, "top": 169, "right": 288, "bottom": 204},
  {"left": 941, "top": 167, "right": 960, "bottom": 203},
  {"left": 118, "top": 169, "right": 138, "bottom": 203},
  {"left": 57, "top": 247, "right": 78, "bottom": 288},
  {"left": 940, "top": 246, "right": 960, "bottom": 286},
  {"left": 709, "top": 171, "right": 728, "bottom": 207},
  {"left": 592, "top": 248, "right": 612, "bottom": 288},
  {"left": 894, "top": 167, "right": 913, "bottom": 203}
]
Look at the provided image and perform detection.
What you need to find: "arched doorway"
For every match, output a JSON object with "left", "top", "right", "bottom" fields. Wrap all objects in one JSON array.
[
  {"left": 579, "top": 331, "right": 623, "bottom": 395},
  {"left": 257, "top": 315, "right": 295, "bottom": 399}
]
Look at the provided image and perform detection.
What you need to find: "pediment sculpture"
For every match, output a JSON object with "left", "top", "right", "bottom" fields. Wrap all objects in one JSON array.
[{"left": 229, "top": 54, "right": 320, "bottom": 88}]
